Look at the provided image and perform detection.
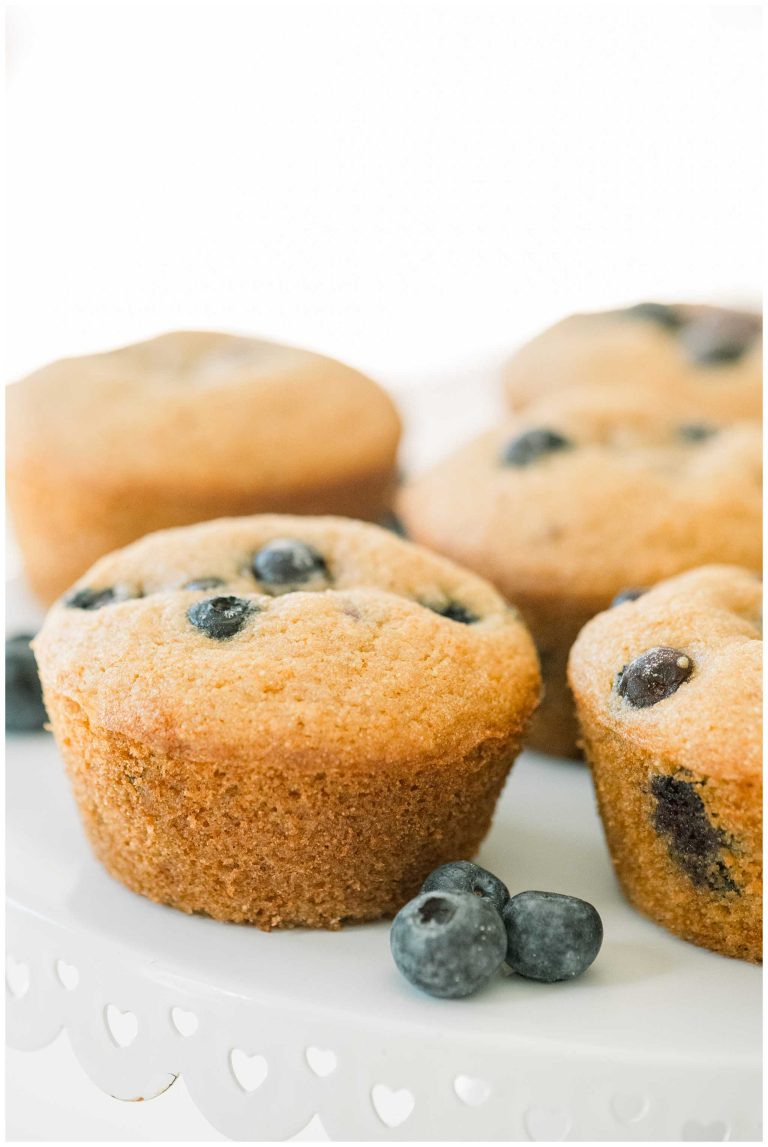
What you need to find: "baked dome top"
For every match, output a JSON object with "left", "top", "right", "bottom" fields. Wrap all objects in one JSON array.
[
  {"left": 7, "top": 331, "right": 401, "bottom": 490},
  {"left": 35, "top": 515, "right": 541, "bottom": 767}
]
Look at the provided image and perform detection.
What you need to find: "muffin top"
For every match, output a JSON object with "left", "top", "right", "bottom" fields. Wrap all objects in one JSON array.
[
  {"left": 503, "top": 303, "right": 762, "bottom": 421},
  {"left": 397, "top": 386, "right": 762, "bottom": 604},
  {"left": 34, "top": 515, "right": 540, "bottom": 768},
  {"left": 6, "top": 331, "right": 401, "bottom": 490},
  {"left": 567, "top": 565, "right": 761, "bottom": 782}
]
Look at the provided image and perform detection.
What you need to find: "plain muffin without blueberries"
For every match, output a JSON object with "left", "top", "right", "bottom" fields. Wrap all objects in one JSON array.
[
  {"left": 34, "top": 515, "right": 541, "bottom": 930},
  {"left": 398, "top": 386, "right": 762, "bottom": 757},
  {"left": 503, "top": 302, "right": 762, "bottom": 420},
  {"left": 568, "top": 565, "right": 762, "bottom": 962},
  {"left": 7, "top": 331, "right": 401, "bottom": 604}
]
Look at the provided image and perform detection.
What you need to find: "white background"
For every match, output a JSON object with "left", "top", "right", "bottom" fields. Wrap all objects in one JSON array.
[
  {"left": 5, "top": 0, "right": 763, "bottom": 388},
  {"left": 4, "top": 4, "right": 764, "bottom": 1139}
]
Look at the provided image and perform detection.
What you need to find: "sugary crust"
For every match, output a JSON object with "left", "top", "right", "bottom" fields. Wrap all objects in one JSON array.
[
  {"left": 35, "top": 516, "right": 541, "bottom": 927},
  {"left": 397, "top": 389, "right": 762, "bottom": 756},
  {"left": 568, "top": 565, "right": 762, "bottom": 961},
  {"left": 503, "top": 304, "right": 762, "bottom": 420},
  {"left": 44, "top": 693, "right": 522, "bottom": 929},
  {"left": 7, "top": 331, "right": 402, "bottom": 603},
  {"left": 36, "top": 515, "right": 540, "bottom": 765}
]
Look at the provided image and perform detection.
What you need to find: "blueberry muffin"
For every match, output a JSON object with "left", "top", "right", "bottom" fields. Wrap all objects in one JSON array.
[
  {"left": 33, "top": 515, "right": 540, "bottom": 929},
  {"left": 397, "top": 387, "right": 762, "bottom": 757},
  {"left": 503, "top": 303, "right": 762, "bottom": 420},
  {"left": 7, "top": 331, "right": 401, "bottom": 605},
  {"left": 568, "top": 566, "right": 761, "bottom": 962}
]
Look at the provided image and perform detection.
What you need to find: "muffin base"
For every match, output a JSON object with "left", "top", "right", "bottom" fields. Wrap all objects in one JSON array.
[
  {"left": 48, "top": 692, "right": 525, "bottom": 929},
  {"left": 9, "top": 464, "right": 398, "bottom": 606},
  {"left": 578, "top": 721, "right": 762, "bottom": 963}
]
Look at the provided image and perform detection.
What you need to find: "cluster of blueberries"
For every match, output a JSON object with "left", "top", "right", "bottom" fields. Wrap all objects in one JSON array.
[
  {"left": 390, "top": 860, "right": 603, "bottom": 999},
  {"left": 62, "top": 538, "right": 481, "bottom": 641}
]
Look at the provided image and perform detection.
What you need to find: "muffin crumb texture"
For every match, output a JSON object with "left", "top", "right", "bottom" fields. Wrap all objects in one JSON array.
[
  {"left": 35, "top": 515, "right": 541, "bottom": 929},
  {"left": 568, "top": 565, "right": 762, "bottom": 962}
]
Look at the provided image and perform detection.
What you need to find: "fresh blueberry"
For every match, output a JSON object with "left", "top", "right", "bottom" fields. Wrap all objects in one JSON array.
[
  {"left": 610, "top": 587, "right": 647, "bottom": 608},
  {"left": 65, "top": 586, "right": 122, "bottom": 610},
  {"left": 183, "top": 576, "right": 226, "bottom": 591},
  {"left": 678, "top": 423, "right": 717, "bottom": 443},
  {"left": 186, "top": 596, "right": 255, "bottom": 640},
  {"left": 502, "top": 891, "right": 603, "bottom": 982},
  {"left": 500, "top": 429, "right": 572, "bottom": 468},
  {"left": 426, "top": 602, "right": 479, "bottom": 625},
  {"left": 390, "top": 891, "right": 507, "bottom": 999},
  {"left": 622, "top": 302, "right": 684, "bottom": 330},
  {"left": 5, "top": 634, "right": 47, "bottom": 732},
  {"left": 251, "top": 539, "right": 328, "bottom": 589},
  {"left": 421, "top": 860, "right": 509, "bottom": 913},
  {"left": 616, "top": 646, "right": 693, "bottom": 708}
]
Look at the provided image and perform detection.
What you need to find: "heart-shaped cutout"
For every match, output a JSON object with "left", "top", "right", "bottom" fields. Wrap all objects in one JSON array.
[
  {"left": 6, "top": 955, "right": 30, "bottom": 998},
  {"left": 104, "top": 1003, "right": 138, "bottom": 1048},
  {"left": 611, "top": 1092, "right": 648, "bottom": 1124},
  {"left": 55, "top": 959, "right": 79, "bottom": 991},
  {"left": 306, "top": 1046, "right": 337, "bottom": 1077},
  {"left": 171, "top": 1006, "right": 198, "bottom": 1037},
  {"left": 524, "top": 1105, "right": 572, "bottom": 1141},
  {"left": 371, "top": 1084, "right": 415, "bottom": 1128},
  {"left": 682, "top": 1119, "right": 729, "bottom": 1142},
  {"left": 454, "top": 1074, "right": 491, "bottom": 1106},
  {"left": 230, "top": 1048, "right": 268, "bottom": 1092}
]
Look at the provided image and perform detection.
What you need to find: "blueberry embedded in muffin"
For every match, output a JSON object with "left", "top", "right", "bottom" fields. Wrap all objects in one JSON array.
[
  {"left": 615, "top": 647, "right": 694, "bottom": 708},
  {"left": 680, "top": 310, "right": 762, "bottom": 366},
  {"left": 500, "top": 428, "right": 573, "bottom": 467},
  {"left": 622, "top": 301, "right": 685, "bottom": 330},
  {"left": 251, "top": 538, "right": 330, "bottom": 592},
  {"left": 187, "top": 596, "right": 258, "bottom": 640},
  {"left": 678, "top": 423, "right": 718, "bottom": 443},
  {"left": 649, "top": 773, "right": 739, "bottom": 895},
  {"left": 65, "top": 585, "right": 137, "bottom": 610},
  {"left": 502, "top": 303, "right": 762, "bottom": 421}
]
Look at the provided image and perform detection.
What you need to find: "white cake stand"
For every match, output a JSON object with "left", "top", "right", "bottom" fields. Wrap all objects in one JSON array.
[
  {"left": 7, "top": 715, "right": 761, "bottom": 1142},
  {"left": 5, "top": 377, "right": 762, "bottom": 1141}
]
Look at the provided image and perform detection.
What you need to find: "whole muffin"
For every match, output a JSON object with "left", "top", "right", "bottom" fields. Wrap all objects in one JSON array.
[
  {"left": 34, "top": 515, "right": 540, "bottom": 929},
  {"left": 7, "top": 331, "right": 401, "bottom": 604},
  {"left": 397, "top": 387, "right": 762, "bottom": 757},
  {"left": 568, "top": 566, "right": 762, "bottom": 962},
  {"left": 503, "top": 302, "right": 762, "bottom": 420}
]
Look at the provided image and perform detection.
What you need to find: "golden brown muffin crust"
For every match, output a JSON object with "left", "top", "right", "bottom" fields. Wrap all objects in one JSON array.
[
  {"left": 36, "top": 515, "right": 539, "bottom": 766},
  {"left": 568, "top": 565, "right": 762, "bottom": 961},
  {"left": 7, "top": 330, "right": 401, "bottom": 490},
  {"left": 398, "top": 387, "right": 762, "bottom": 603},
  {"left": 7, "top": 332, "right": 402, "bottom": 603},
  {"left": 35, "top": 516, "right": 542, "bottom": 928},
  {"left": 503, "top": 303, "right": 762, "bottom": 421},
  {"left": 397, "top": 389, "right": 761, "bottom": 757}
]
